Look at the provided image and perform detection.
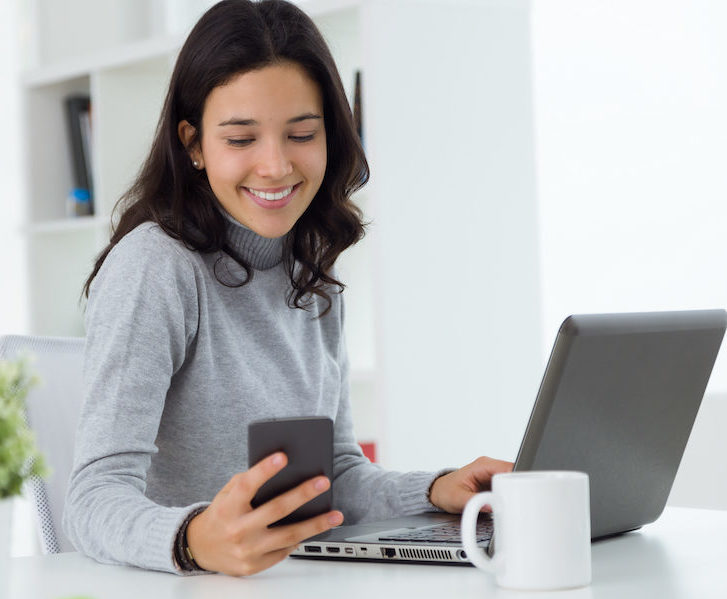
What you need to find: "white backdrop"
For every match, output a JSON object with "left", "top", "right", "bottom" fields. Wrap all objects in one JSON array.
[
  {"left": 532, "top": 0, "right": 727, "bottom": 392},
  {"left": 0, "top": 0, "right": 28, "bottom": 335},
  {"left": 1, "top": 0, "right": 33, "bottom": 558},
  {"left": 532, "top": 0, "right": 727, "bottom": 509}
]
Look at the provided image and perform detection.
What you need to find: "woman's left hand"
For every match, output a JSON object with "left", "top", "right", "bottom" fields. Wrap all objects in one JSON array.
[{"left": 428, "top": 456, "right": 513, "bottom": 514}]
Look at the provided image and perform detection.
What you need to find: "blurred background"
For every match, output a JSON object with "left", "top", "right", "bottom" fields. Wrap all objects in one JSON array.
[{"left": 1, "top": 0, "right": 726, "bottom": 555}]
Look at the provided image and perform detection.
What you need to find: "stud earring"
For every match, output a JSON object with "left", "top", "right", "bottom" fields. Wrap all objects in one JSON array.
[{"left": 192, "top": 160, "right": 200, "bottom": 169}]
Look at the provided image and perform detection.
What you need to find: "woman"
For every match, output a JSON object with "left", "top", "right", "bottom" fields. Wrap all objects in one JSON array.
[{"left": 63, "top": 0, "right": 511, "bottom": 576}]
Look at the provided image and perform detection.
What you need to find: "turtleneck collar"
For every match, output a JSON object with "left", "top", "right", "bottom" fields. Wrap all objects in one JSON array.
[{"left": 219, "top": 207, "right": 287, "bottom": 271}]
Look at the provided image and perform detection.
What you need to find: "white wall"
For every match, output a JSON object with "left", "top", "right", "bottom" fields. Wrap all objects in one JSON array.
[
  {"left": 532, "top": 0, "right": 727, "bottom": 385},
  {"left": 531, "top": 0, "right": 727, "bottom": 508},
  {"left": 0, "top": 0, "right": 28, "bottom": 335},
  {"left": 364, "top": 0, "right": 542, "bottom": 472},
  {"left": 1, "top": 0, "right": 36, "bottom": 558}
]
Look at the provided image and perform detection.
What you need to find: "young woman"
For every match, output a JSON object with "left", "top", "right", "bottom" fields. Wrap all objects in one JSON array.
[{"left": 63, "top": 0, "right": 511, "bottom": 576}]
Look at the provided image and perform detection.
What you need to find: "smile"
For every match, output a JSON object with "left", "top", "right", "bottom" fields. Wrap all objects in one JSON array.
[
  {"left": 242, "top": 183, "right": 301, "bottom": 210},
  {"left": 245, "top": 185, "right": 296, "bottom": 201}
]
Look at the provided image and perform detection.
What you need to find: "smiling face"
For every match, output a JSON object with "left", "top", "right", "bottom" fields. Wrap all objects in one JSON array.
[{"left": 179, "top": 61, "right": 327, "bottom": 239}]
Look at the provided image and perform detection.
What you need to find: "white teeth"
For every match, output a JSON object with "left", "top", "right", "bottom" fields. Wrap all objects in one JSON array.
[{"left": 247, "top": 185, "right": 294, "bottom": 201}]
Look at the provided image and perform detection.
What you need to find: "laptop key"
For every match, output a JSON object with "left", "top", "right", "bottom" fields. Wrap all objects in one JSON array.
[{"left": 377, "top": 521, "right": 493, "bottom": 544}]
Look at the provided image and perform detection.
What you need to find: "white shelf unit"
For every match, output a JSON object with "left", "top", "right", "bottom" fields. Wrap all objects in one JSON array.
[
  {"left": 22, "top": 49, "right": 175, "bottom": 337},
  {"left": 21, "top": 0, "right": 541, "bottom": 469}
]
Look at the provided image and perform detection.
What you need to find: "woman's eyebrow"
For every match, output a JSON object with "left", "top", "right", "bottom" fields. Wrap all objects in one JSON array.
[
  {"left": 287, "top": 113, "right": 323, "bottom": 124},
  {"left": 218, "top": 113, "right": 323, "bottom": 127}
]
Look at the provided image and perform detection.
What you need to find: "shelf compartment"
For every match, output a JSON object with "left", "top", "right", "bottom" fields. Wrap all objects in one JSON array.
[
  {"left": 24, "top": 76, "right": 91, "bottom": 223},
  {"left": 92, "top": 55, "right": 173, "bottom": 217}
]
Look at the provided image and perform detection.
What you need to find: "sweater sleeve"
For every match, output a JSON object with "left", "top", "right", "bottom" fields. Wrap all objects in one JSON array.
[
  {"left": 330, "top": 298, "right": 451, "bottom": 524},
  {"left": 62, "top": 226, "right": 208, "bottom": 574}
]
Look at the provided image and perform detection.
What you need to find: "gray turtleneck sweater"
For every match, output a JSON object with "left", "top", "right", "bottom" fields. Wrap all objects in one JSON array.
[{"left": 63, "top": 219, "right": 441, "bottom": 574}]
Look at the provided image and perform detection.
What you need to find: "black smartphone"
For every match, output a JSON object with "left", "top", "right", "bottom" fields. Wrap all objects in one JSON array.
[{"left": 248, "top": 416, "right": 334, "bottom": 526}]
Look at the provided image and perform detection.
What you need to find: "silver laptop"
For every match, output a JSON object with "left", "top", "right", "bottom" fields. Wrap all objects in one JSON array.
[{"left": 292, "top": 309, "right": 727, "bottom": 565}]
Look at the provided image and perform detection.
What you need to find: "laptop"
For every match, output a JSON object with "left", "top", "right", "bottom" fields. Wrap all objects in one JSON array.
[{"left": 292, "top": 309, "right": 727, "bottom": 565}]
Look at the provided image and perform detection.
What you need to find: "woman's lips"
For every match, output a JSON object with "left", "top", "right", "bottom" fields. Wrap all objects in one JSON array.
[{"left": 242, "top": 183, "right": 301, "bottom": 209}]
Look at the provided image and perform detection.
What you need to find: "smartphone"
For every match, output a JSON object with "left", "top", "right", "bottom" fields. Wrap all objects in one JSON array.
[{"left": 248, "top": 416, "right": 334, "bottom": 526}]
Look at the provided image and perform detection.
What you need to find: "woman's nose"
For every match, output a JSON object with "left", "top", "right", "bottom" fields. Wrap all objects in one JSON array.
[{"left": 255, "top": 139, "right": 293, "bottom": 179}]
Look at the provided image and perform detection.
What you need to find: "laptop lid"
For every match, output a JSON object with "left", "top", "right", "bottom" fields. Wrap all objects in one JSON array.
[{"left": 513, "top": 309, "right": 727, "bottom": 538}]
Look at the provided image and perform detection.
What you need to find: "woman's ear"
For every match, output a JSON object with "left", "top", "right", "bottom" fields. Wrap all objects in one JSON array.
[{"left": 178, "top": 120, "right": 204, "bottom": 169}]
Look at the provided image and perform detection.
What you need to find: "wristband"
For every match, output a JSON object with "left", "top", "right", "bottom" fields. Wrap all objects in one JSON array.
[{"left": 174, "top": 506, "right": 208, "bottom": 572}]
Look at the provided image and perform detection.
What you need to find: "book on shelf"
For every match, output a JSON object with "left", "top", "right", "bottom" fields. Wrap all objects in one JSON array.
[
  {"left": 353, "top": 70, "right": 363, "bottom": 146},
  {"left": 65, "top": 95, "right": 94, "bottom": 217}
]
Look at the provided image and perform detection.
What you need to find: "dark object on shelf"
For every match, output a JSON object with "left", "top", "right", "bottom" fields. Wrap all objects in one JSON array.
[
  {"left": 65, "top": 95, "right": 94, "bottom": 214},
  {"left": 353, "top": 70, "right": 363, "bottom": 144}
]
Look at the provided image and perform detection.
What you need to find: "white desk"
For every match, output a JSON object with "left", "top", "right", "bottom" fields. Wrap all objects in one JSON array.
[{"left": 3, "top": 507, "right": 726, "bottom": 599}]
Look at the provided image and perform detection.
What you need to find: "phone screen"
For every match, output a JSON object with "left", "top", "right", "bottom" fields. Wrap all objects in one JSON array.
[{"left": 248, "top": 416, "right": 334, "bottom": 526}]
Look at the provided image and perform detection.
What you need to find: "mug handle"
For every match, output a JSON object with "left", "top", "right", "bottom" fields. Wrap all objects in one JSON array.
[{"left": 461, "top": 491, "right": 500, "bottom": 572}]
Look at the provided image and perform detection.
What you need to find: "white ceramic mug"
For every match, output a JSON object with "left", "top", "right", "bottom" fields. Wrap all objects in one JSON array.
[{"left": 461, "top": 471, "right": 592, "bottom": 591}]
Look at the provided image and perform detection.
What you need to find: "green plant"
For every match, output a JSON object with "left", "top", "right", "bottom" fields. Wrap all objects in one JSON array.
[{"left": 0, "top": 355, "right": 47, "bottom": 499}]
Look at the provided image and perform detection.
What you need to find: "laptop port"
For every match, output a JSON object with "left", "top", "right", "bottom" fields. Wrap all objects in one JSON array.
[
  {"left": 381, "top": 547, "right": 396, "bottom": 558},
  {"left": 304, "top": 545, "right": 322, "bottom": 553},
  {"left": 326, "top": 546, "right": 341, "bottom": 554},
  {"left": 457, "top": 550, "right": 468, "bottom": 560},
  {"left": 344, "top": 547, "right": 354, "bottom": 555}
]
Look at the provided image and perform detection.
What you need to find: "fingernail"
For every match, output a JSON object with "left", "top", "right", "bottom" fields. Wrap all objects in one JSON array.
[
  {"left": 328, "top": 512, "right": 343, "bottom": 526},
  {"left": 314, "top": 477, "right": 329, "bottom": 491},
  {"left": 272, "top": 453, "right": 284, "bottom": 466}
]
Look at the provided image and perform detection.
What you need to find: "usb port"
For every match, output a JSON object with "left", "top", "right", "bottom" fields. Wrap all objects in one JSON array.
[
  {"left": 304, "top": 545, "right": 322, "bottom": 553},
  {"left": 326, "top": 546, "right": 341, "bottom": 554}
]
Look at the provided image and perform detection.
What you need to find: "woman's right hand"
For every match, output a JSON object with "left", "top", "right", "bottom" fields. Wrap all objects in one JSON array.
[{"left": 185, "top": 452, "right": 344, "bottom": 576}]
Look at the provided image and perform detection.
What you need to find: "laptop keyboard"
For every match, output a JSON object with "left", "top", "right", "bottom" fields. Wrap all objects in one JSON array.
[{"left": 377, "top": 518, "right": 493, "bottom": 545}]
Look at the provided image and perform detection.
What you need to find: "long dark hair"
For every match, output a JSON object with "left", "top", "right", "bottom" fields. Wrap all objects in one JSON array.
[{"left": 83, "top": 0, "right": 368, "bottom": 315}]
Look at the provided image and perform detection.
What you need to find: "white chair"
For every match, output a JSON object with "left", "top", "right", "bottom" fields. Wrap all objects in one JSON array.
[{"left": 0, "top": 335, "right": 84, "bottom": 553}]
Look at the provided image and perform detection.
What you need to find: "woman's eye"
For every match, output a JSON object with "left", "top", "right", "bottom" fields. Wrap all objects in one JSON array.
[
  {"left": 227, "top": 138, "right": 254, "bottom": 147},
  {"left": 290, "top": 134, "right": 315, "bottom": 143}
]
